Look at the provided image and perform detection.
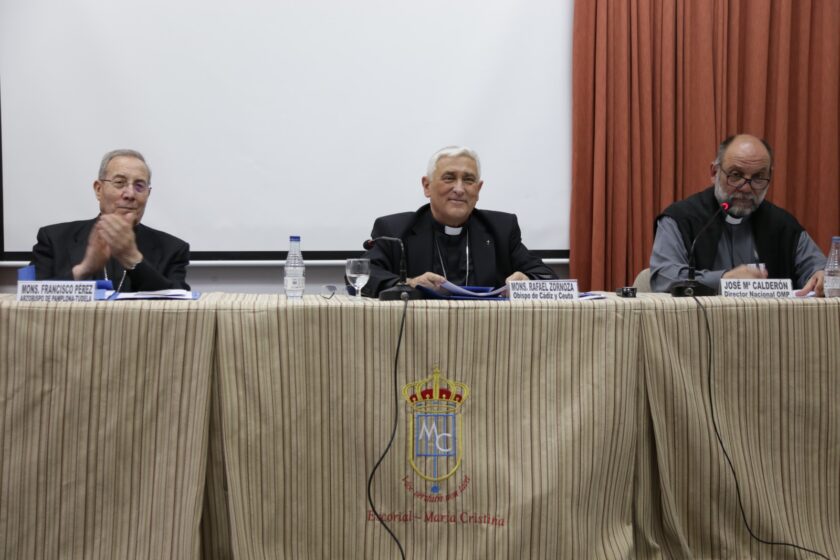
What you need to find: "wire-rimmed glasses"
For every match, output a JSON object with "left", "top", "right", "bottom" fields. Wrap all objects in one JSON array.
[
  {"left": 101, "top": 178, "right": 152, "bottom": 195},
  {"left": 719, "top": 167, "right": 771, "bottom": 191}
]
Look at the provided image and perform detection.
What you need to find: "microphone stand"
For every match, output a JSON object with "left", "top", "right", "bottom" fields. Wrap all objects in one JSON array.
[
  {"left": 670, "top": 198, "right": 732, "bottom": 298},
  {"left": 379, "top": 249, "right": 422, "bottom": 301},
  {"left": 364, "top": 237, "right": 423, "bottom": 301}
]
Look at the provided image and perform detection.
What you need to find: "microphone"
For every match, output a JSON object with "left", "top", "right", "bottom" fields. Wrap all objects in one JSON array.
[
  {"left": 363, "top": 237, "right": 422, "bottom": 301},
  {"left": 671, "top": 197, "right": 732, "bottom": 297}
]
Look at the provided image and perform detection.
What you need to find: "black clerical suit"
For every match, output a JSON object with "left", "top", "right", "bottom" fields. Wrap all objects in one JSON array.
[
  {"left": 363, "top": 204, "right": 555, "bottom": 296},
  {"left": 31, "top": 218, "right": 190, "bottom": 291}
]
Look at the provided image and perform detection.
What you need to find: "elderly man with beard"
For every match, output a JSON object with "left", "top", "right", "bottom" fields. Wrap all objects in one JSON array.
[{"left": 650, "top": 134, "right": 825, "bottom": 295}]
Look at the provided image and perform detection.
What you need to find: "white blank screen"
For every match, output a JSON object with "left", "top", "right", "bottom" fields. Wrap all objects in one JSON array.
[{"left": 1, "top": 0, "right": 572, "bottom": 255}]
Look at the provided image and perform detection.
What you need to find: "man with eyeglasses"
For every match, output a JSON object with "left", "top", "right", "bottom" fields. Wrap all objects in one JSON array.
[
  {"left": 650, "top": 134, "right": 825, "bottom": 295},
  {"left": 31, "top": 149, "right": 190, "bottom": 291},
  {"left": 362, "top": 145, "right": 556, "bottom": 296}
]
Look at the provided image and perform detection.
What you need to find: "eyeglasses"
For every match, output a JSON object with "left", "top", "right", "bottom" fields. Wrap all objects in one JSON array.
[
  {"left": 719, "top": 167, "right": 771, "bottom": 191},
  {"left": 101, "top": 178, "right": 152, "bottom": 195}
]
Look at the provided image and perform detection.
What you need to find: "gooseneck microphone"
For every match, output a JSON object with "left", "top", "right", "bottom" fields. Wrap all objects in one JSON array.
[
  {"left": 363, "top": 237, "right": 423, "bottom": 301},
  {"left": 671, "top": 197, "right": 732, "bottom": 297},
  {"left": 363, "top": 236, "right": 408, "bottom": 283}
]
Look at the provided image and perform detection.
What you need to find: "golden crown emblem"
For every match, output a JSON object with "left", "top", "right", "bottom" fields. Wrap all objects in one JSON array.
[{"left": 402, "top": 367, "right": 469, "bottom": 413}]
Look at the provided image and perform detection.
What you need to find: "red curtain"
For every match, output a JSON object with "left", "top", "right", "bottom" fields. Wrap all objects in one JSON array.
[{"left": 571, "top": 0, "right": 840, "bottom": 291}]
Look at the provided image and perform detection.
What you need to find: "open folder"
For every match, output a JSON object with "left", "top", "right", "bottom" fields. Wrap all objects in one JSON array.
[{"left": 417, "top": 281, "right": 508, "bottom": 300}]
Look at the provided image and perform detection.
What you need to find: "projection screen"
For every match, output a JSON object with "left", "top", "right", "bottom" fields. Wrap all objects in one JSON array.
[{"left": 1, "top": 0, "right": 573, "bottom": 259}]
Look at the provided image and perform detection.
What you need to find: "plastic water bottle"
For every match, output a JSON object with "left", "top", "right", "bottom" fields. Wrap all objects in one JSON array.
[
  {"left": 825, "top": 236, "right": 840, "bottom": 297},
  {"left": 284, "top": 235, "right": 305, "bottom": 299}
]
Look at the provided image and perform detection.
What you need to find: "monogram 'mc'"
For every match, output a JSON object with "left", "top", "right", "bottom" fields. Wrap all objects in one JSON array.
[{"left": 402, "top": 368, "right": 470, "bottom": 491}]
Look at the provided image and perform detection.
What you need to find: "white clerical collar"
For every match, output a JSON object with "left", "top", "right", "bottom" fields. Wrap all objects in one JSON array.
[
  {"left": 444, "top": 225, "right": 463, "bottom": 236},
  {"left": 725, "top": 214, "right": 744, "bottom": 225}
]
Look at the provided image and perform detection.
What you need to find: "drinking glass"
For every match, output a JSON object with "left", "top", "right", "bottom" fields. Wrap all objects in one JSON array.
[{"left": 346, "top": 258, "right": 370, "bottom": 298}]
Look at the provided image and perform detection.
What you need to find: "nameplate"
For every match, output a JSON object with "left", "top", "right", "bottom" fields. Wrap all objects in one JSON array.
[
  {"left": 508, "top": 280, "right": 579, "bottom": 301},
  {"left": 720, "top": 278, "right": 794, "bottom": 298},
  {"left": 17, "top": 281, "right": 101, "bottom": 302}
]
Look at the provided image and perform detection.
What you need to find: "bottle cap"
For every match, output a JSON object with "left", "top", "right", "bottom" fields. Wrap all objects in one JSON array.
[{"left": 290, "top": 235, "right": 301, "bottom": 242}]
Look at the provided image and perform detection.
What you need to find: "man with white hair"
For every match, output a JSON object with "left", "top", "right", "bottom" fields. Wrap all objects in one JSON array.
[
  {"left": 31, "top": 149, "right": 190, "bottom": 291},
  {"left": 362, "top": 145, "right": 556, "bottom": 296},
  {"left": 650, "top": 134, "right": 825, "bottom": 295}
]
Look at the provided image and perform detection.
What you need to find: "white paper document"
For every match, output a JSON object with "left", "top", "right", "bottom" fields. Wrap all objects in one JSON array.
[{"left": 102, "top": 289, "right": 200, "bottom": 300}]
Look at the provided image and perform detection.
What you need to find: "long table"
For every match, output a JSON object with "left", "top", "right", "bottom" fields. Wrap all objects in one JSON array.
[
  {"left": 1, "top": 294, "right": 838, "bottom": 559},
  {"left": 0, "top": 297, "right": 215, "bottom": 559},
  {"left": 636, "top": 297, "right": 840, "bottom": 558}
]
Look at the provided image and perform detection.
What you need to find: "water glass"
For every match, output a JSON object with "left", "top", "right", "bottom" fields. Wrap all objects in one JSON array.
[{"left": 346, "top": 259, "right": 370, "bottom": 298}]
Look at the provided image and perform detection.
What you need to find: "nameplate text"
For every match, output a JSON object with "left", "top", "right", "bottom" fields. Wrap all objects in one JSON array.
[
  {"left": 508, "top": 280, "right": 579, "bottom": 301},
  {"left": 17, "top": 281, "right": 100, "bottom": 302},
  {"left": 720, "top": 278, "right": 794, "bottom": 298}
]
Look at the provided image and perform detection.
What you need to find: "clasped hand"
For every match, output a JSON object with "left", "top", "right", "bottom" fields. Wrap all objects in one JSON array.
[{"left": 73, "top": 214, "right": 143, "bottom": 279}]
